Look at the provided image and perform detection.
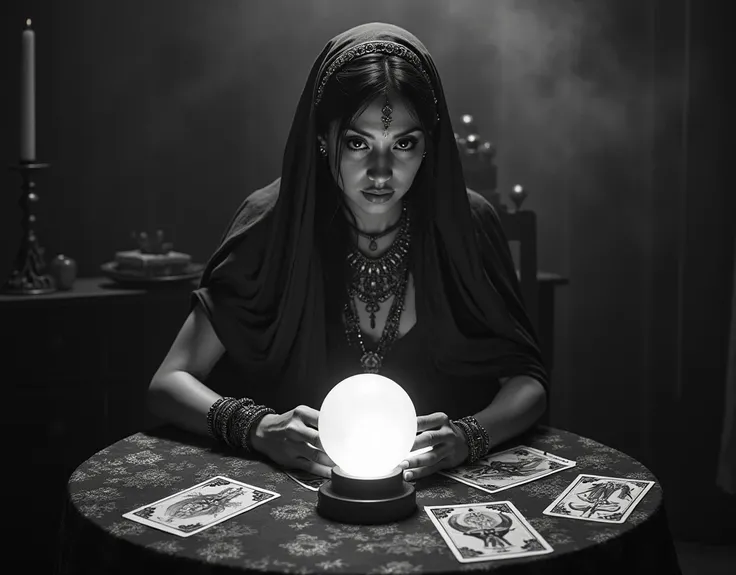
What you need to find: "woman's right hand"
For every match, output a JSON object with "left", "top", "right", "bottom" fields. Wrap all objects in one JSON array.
[{"left": 249, "top": 405, "right": 336, "bottom": 478}]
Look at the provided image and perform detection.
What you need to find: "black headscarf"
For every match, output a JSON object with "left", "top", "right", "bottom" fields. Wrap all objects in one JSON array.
[{"left": 193, "top": 23, "right": 547, "bottom": 406}]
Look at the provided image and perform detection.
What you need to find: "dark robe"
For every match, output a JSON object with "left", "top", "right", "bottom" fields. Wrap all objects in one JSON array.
[{"left": 192, "top": 180, "right": 545, "bottom": 419}]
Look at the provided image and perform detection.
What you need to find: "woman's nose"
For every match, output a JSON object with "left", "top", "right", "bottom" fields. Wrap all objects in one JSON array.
[{"left": 367, "top": 153, "right": 393, "bottom": 183}]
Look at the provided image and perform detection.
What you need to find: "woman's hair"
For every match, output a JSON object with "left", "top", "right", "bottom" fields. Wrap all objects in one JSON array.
[{"left": 315, "top": 52, "right": 438, "bottom": 289}]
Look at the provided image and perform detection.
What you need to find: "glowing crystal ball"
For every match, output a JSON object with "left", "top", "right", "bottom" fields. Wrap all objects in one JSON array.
[{"left": 318, "top": 373, "right": 417, "bottom": 478}]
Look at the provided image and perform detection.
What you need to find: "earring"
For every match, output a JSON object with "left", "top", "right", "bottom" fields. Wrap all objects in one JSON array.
[
  {"left": 422, "top": 152, "right": 426, "bottom": 158},
  {"left": 319, "top": 143, "right": 328, "bottom": 157}
]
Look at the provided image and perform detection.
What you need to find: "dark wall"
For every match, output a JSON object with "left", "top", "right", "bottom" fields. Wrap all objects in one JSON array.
[
  {"left": 647, "top": 0, "right": 733, "bottom": 542},
  {"left": 3, "top": 0, "right": 732, "bottom": 542}
]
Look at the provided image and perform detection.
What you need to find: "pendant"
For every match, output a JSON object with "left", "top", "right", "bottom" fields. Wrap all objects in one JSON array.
[
  {"left": 365, "top": 301, "right": 380, "bottom": 329},
  {"left": 369, "top": 238, "right": 378, "bottom": 251},
  {"left": 360, "top": 351, "right": 382, "bottom": 373}
]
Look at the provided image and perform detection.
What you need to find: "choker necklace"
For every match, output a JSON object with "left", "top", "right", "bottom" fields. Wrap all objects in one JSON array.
[
  {"left": 346, "top": 204, "right": 410, "bottom": 330},
  {"left": 345, "top": 204, "right": 406, "bottom": 251}
]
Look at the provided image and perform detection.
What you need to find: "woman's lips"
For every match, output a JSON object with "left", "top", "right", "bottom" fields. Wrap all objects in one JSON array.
[{"left": 361, "top": 190, "right": 395, "bottom": 203}]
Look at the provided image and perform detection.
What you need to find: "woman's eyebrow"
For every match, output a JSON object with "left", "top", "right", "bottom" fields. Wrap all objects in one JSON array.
[{"left": 347, "top": 126, "right": 422, "bottom": 139}]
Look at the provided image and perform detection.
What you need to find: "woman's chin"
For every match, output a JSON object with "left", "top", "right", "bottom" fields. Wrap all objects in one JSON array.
[
  {"left": 344, "top": 192, "right": 404, "bottom": 220},
  {"left": 361, "top": 202, "right": 396, "bottom": 213}
]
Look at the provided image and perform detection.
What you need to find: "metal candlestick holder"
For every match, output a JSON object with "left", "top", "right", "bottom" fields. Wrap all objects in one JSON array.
[
  {"left": 454, "top": 114, "right": 501, "bottom": 211},
  {"left": 1, "top": 161, "right": 56, "bottom": 295},
  {"left": 509, "top": 184, "right": 529, "bottom": 212}
]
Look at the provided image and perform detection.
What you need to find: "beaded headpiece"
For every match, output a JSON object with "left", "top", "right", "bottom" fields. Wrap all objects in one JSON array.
[{"left": 314, "top": 40, "right": 439, "bottom": 110}]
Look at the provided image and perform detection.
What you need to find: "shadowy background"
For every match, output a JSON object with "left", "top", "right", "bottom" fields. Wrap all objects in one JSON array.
[{"left": 2, "top": 0, "right": 733, "bottom": 569}]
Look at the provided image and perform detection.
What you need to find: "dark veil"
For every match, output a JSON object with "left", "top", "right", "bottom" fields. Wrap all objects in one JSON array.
[{"left": 192, "top": 23, "right": 548, "bottom": 408}]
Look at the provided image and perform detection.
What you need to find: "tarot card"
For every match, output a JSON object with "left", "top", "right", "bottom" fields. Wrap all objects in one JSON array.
[
  {"left": 425, "top": 501, "right": 553, "bottom": 563},
  {"left": 283, "top": 468, "right": 327, "bottom": 491},
  {"left": 122, "top": 476, "right": 280, "bottom": 537},
  {"left": 439, "top": 445, "right": 576, "bottom": 494},
  {"left": 542, "top": 473, "right": 655, "bottom": 524}
]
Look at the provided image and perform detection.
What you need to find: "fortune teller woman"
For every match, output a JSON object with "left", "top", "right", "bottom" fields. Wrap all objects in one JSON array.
[{"left": 147, "top": 23, "right": 548, "bottom": 482}]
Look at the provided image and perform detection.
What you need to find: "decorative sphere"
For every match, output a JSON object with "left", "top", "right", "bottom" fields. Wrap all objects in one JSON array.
[{"left": 319, "top": 374, "right": 417, "bottom": 478}]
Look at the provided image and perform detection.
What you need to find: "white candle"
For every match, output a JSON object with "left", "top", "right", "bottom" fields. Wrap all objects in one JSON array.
[{"left": 20, "top": 18, "right": 36, "bottom": 162}]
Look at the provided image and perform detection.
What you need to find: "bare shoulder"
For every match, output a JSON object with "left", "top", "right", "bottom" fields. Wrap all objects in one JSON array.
[{"left": 155, "top": 303, "right": 225, "bottom": 381}]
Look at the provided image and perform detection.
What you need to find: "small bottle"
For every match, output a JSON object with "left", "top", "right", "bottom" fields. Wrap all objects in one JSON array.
[{"left": 50, "top": 254, "right": 77, "bottom": 290}]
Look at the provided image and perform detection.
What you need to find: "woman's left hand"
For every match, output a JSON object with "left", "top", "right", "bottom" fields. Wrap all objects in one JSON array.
[{"left": 400, "top": 412, "right": 469, "bottom": 481}]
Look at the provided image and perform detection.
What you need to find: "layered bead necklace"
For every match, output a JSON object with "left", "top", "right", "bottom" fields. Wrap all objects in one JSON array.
[{"left": 344, "top": 203, "right": 411, "bottom": 374}]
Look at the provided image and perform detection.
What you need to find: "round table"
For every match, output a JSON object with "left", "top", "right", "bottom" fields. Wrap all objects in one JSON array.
[{"left": 56, "top": 425, "right": 682, "bottom": 574}]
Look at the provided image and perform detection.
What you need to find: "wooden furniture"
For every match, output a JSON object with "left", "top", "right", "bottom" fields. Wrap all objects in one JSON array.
[
  {"left": 498, "top": 209, "right": 539, "bottom": 332},
  {"left": 1, "top": 279, "right": 194, "bottom": 573},
  {"left": 454, "top": 114, "right": 569, "bottom": 374}
]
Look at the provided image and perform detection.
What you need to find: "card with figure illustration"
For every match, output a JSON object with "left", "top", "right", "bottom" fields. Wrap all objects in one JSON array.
[
  {"left": 122, "top": 476, "right": 280, "bottom": 537},
  {"left": 425, "top": 501, "right": 553, "bottom": 563},
  {"left": 439, "top": 445, "right": 576, "bottom": 494},
  {"left": 283, "top": 468, "right": 327, "bottom": 491},
  {"left": 542, "top": 473, "right": 655, "bottom": 524}
]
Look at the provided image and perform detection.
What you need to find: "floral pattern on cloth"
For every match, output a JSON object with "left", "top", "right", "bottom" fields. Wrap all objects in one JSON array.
[{"left": 57, "top": 425, "right": 681, "bottom": 575}]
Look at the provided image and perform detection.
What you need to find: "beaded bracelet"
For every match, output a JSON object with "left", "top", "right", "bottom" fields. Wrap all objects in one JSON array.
[
  {"left": 229, "top": 401, "right": 267, "bottom": 449},
  {"left": 209, "top": 397, "right": 239, "bottom": 442},
  {"left": 207, "top": 396, "right": 276, "bottom": 453},
  {"left": 473, "top": 418, "right": 491, "bottom": 453},
  {"left": 242, "top": 405, "right": 276, "bottom": 454},
  {"left": 454, "top": 418, "right": 479, "bottom": 462},
  {"left": 225, "top": 398, "right": 257, "bottom": 447},
  {"left": 452, "top": 416, "right": 491, "bottom": 464},
  {"left": 226, "top": 403, "right": 249, "bottom": 448},
  {"left": 468, "top": 416, "right": 491, "bottom": 459},
  {"left": 217, "top": 399, "right": 241, "bottom": 443},
  {"left": 473, "top": 418, "right": 491, "bottom": 458},
  {"left": 209, "top": 397, "right": 251, "bottom": 444},
  {"left": 207, "top": 397, "right": 229, "bottom": 439}
]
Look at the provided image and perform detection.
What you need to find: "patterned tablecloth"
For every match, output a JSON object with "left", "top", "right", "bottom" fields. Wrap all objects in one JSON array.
[{"left": 56, "top": 425, "right": 682, "bottom": 574}]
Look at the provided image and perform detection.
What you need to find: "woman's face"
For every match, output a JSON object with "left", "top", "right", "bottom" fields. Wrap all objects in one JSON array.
[{"left": 320, "top": 93, "right": 426, "bottom": 227}]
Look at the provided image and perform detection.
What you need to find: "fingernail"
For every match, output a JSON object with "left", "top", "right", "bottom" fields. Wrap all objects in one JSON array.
[
  {"left": 404, "top": 471, "right": 412, "bottom": 481},
  {"left": 400, "top": 460, "right": 409, "bottom": 469}
]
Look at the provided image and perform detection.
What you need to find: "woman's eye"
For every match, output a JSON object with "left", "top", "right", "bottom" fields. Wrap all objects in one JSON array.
[
  {"left": 346, "top": 138, "right": 367, "bottom": 151},
  {"left": 396, "top": 137, "right": 418, "bottom": 151}
]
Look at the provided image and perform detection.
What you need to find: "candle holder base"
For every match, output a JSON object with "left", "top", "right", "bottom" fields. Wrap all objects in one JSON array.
[
  {"left": 316, "top": 466, "right": 416, "bottom": 525},
  {"left": 2, "top": 276, "right": 56, "bottom": 296},
  {"left": 1, "top": 162, "right": 56, "bottom": 296}
]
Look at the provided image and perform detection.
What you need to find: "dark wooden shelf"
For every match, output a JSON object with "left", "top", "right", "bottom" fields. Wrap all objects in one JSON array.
[{"left": 0, "top": 276, "right": 199, "bottom": 304}]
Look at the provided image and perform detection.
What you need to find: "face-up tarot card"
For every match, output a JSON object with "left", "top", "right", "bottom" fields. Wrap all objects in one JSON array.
[
  {"left": 122, "top": 476, "right": 280, "bottom": 537},
  {"left": 425, "top": 501, "right": 553, "bottom": 563},
  {"left": 542, "top": 473, "right": 655, "bottom": 524},
  {"left": 439, "top": 445, "right": 576, "bottom": 494},
  {"left": 283, "top": 469, "right": 327, "bottom": 491}
]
